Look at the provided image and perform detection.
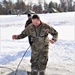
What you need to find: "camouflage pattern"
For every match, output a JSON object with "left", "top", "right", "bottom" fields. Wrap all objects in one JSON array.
[{"left": 16, "top": 22, "right": 58, "bottom": 74}]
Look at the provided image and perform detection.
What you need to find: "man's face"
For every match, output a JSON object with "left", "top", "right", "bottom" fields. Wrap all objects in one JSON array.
[{"left": 32, "top": 19, "right": 40, "bottom": 27}]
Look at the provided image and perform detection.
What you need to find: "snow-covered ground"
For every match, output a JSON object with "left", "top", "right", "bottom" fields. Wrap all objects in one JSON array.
[{"left": 0, "top": 12, "right": 75, "bottom": 75}]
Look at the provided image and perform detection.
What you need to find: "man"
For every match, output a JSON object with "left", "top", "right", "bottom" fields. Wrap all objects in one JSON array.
[
  {"left": 12, "top": 15, "right": 58, "bottom": 75},
  {"left": 25, "top": 14, "right": 32, "bottom": 28},
  {"left": 25, "top": 14, "right": 32, "bottom": 46}
]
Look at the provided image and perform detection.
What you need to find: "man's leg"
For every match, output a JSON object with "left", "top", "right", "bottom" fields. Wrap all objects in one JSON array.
[
  {"left": 30, "top": 58, "right": 39, "bottom": 75},
  {"left": 31, "top": 70, "right": 38, "bottom": 75},
  {"left": 31, "top": 63, "right": 38, "bottom": 75},
  {"left": 38, "top": 50, "right": 48, "bottom": 75},
  {"left": 38, "top": 63, "right": 46, "bottom": 75},
  {"left": 30, "top": 49, "right": 39, "bottom": 75},
  {"left": 39, "top": 70, "right": 45, "bottom": 75},
  {"left": 30, "top": 58, "right": 47, "bottom": 75}
]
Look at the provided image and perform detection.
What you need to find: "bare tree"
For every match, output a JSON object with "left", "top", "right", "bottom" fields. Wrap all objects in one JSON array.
[
  {"left": 73, "top": 2, "right": 75, "bottom": 11},
  {"left": 44, "top": 0, "right": 48, "bottom": 11},
  {"left": 67, "top": 0, "right": 73, "bottom": 11},
  {"left": 60, "top": 0, "right": 73, "bottom": 12},
  {"left": 27, "top": 0, "right": 33, "bottom": 10},
  {"left": 38, "top": 0, "right": 43, "bottom": 13},
  {"left": 60, "top": 0, "right": 67, "bottom": 12},
  {"left": 15, "top": 0, "right": 26, "bottom": 11}
]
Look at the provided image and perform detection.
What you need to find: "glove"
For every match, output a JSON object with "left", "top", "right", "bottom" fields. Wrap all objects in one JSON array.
[{"left": 12, "top": 35, "right": 17, "bottom": 40}]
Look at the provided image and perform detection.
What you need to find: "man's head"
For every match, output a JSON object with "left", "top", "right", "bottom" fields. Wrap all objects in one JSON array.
[
  {"left": 27, "top": 14, "right": 31, "bottom": 19},
  {"left": 32, "top": 15, "right": 41, "bottom": 27}
]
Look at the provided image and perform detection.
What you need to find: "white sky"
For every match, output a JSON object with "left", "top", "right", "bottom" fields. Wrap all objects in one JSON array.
[
  {"left": 0, "top": 0, "right": 61, "bottom": 4},
  {"left": 24, "top": 0, "right": 60, "bottom": 4},
  {"left": 0, "top": 0, "right": 75, "bottom": 4}
]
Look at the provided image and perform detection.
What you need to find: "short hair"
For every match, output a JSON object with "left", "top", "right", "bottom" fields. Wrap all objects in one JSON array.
[
  {"left": 32, "top": 15, "right": 40, "bottom": 20},
  {"left": 27, "top": 14, "right": 31, "bottom": 17}
]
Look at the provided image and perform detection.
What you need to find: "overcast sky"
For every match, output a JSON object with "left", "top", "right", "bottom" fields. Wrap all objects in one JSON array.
[
  {"left": 0, "top": 0, "right": 61, "bottom": 4},
  {"left": 0, "top": 0, "right": 75, "bottom": 4}
]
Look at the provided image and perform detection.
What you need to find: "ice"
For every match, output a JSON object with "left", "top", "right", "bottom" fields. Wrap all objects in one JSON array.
[{"left": 0, "top": 12, "right": 75, "bottom": 75}]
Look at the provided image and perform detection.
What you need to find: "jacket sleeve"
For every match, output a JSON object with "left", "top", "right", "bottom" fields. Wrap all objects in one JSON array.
[
  {"left": 16, "top": 28, "right": 28, "bottom": 39},
  {"left": 48, "top": 25, "right": 58, "bottom": 42}
]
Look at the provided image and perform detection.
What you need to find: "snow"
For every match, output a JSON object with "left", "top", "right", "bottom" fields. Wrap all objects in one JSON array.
[{"left": 0, "top": 12, "right": 75, "bottom": 75}]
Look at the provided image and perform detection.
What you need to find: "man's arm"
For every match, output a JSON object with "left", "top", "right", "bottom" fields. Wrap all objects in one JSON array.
[
  {"left": 16, "top": 29, "right": 28, "bottom": 39},
  {"left": 48, "top": 25, "right": 58, "bottom": 42},
  {"left": 12, "top": 28, "right": 28, "bottom": 40}
]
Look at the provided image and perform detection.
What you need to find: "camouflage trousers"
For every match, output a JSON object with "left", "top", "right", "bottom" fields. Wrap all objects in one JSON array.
[{"left": 30, "top": 46, "right": 48, "bottom": 75}]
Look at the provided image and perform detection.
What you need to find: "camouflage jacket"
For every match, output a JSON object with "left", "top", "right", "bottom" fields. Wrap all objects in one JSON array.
[{"left": 16, "top": 22, "right": 58, "bottom": 50}]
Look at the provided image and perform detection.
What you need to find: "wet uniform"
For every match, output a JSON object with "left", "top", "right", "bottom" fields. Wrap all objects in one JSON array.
[{"left": 16, "top": 22, "right": 58, "bottom": 75}]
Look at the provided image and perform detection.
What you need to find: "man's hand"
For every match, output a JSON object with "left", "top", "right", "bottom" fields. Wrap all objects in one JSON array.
[
  {"left": 12, "top": 35, "right": 17, "bottom": 40},
  {"left": 49, "top": 40, "right": 55, "bottom": 44}
]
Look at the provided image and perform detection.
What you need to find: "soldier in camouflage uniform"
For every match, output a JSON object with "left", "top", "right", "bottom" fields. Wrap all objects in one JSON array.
[
  {"left": 12, "top": 15, "right": 58, "bottom": 75},
  {"left": 25, "top": 14, "right": 32, "bottom": 46},
  {"left": 25, "top": 14, "right": 32, "bottom": 28}
]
